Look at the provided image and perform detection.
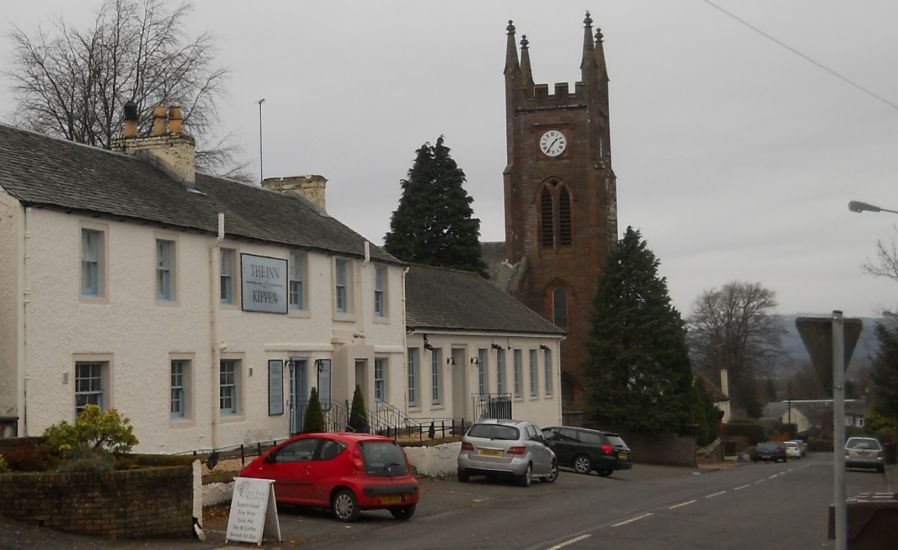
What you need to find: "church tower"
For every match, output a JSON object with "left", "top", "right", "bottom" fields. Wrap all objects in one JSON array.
[{"left": 503, "top": 14, "right": 618, "bottom": 412}]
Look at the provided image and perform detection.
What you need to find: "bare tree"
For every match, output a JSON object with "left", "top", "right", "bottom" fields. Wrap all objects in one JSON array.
[
  {"left": 862, "top": 233, "right": 898, "bottom": 281},
  {"left": 688, "top": 281, "right": 785, "bottom": 413},
  {"left": 6, "top": 0, "right": 248, "bottom": 179}
]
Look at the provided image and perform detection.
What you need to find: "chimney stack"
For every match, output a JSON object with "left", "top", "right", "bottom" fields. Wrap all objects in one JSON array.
[
  {"left": 113, "top": 104, "right": 196, "bottom": 188},
  {"left": 262, "top": 175, "right": 328, "bottom": 211}
]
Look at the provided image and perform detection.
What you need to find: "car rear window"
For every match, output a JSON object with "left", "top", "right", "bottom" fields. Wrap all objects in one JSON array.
[
  {"left": 846, "top": 439, "right": 881, "bottom": 450},
  {"left": 606, "top": 435, "right": 626, "bottom": 448},
  {"left": 468, "top": 424, "right": 520, "bottom": 440},
  {"left": 578, "top": 431, "right": 605, "bottom": 445},
  {"left": 360, "top": 441, "right": 409, "bottom": 477}
]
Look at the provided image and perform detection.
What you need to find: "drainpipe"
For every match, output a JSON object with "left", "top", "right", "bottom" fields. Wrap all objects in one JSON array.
[
  {"left": 20, "top": 206, "right": 32, "bottom": 435},
  {"left": 209, "top": 213, "right": 224, "bottom": 451},
  {"left": 401, "top": 265, "right": 409, "bottom": 416}
]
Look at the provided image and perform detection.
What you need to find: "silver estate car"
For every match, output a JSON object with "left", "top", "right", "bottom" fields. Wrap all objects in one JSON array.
[
  {"left": 845, "top": 436, "right": 885, "bottom": 473},
  {"left": 457, "top": 419, "right": 558, "bottom": 487}
]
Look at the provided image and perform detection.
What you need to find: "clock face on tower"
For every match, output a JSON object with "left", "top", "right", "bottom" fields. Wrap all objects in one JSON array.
[{"left": 539, "top": 129, "right": 567, "bottom": 157}]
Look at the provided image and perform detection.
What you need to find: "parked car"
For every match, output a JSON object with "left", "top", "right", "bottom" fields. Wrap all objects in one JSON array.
[
  {"left": 844, "top": 436, "right": 885, "bottom": 473},
  {"left": 541, "top": 426, "right": 632, "bottom": 477},
  {"left": 783, "top": 440, "right": 802, "bottom": 459},
  {"left": 752, "top": 441, "right": 787, "bottom": 463},
  {"left": 239, "top": 432, "right": 419, "bottom": 522},
  {"left": 787, "top": 439, "right": 807, "bottom": 457},
  {"left": 457, "top": 419, "right": 558, "bottom": 486}
]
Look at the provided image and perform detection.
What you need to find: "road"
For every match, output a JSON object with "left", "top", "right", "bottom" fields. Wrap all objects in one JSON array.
[
  {"left": 288, "top": 453, "right": 891, "bottom": 550},
  {"left": 0, "top": 453, "right": 892, "bottom": 549}
]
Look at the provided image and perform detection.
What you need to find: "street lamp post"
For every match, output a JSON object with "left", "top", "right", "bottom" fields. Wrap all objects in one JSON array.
[
  {"left": 848, "top": 200, "right": 898, "bottom": 214},
  {"left": 257, "top": 98, "right": 266, "bottom": 184}
]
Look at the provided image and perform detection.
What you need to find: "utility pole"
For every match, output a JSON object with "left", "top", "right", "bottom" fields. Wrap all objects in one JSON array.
[{"left": 257, "top": 98, "right": 266, "bottom": 183}]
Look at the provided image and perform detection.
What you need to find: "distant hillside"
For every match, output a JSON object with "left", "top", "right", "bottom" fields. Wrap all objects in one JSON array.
[{"left": 777, "top": 315, "right": 879, "bottom": 378}]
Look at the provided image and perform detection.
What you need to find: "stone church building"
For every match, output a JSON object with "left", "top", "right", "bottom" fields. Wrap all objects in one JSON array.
[{"left": 484, "top": 13, "right": 618, "bottom": 414}]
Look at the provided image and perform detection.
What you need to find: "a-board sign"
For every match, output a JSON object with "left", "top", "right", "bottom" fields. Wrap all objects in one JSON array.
[{"left": 225, "top": 477, "right": 282, "bottom": 545}]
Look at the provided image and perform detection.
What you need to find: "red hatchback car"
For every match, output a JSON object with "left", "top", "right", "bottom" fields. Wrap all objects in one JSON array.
[{"left": 239, "top": 432, "right": 419, "bottom": 522}]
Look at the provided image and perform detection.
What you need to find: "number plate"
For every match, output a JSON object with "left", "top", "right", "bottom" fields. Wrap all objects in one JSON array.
[
  {"left": 381, "top": 495, "right": 402, "bottom": 504},
  {"left": 480, "top": 448, "right": 503, "bottom": 457},
  {"left": 619, "top": 452, "right": 629, "bottom": 460}
]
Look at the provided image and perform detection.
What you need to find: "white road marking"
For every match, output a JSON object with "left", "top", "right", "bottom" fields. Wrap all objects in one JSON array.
[
  {"left": 734, "top": 484, "right": 751, "bottom": 491},
  {"left": 545, "top": 534, "right": 592, "bottom": 550},
  {"left": 768, "top": 474, "right": 779, "bottom": 479},
  {"left": 705, "top": 490, "right": 726, "bottom": 498},
  {"left": 669, "top": 499, "right": 697, "bottom": 509},
  {"left": 611, "top": 513, "right": 653, "bottom": 527},
  {"left": 754, "top": 479, "right": 766, "bottom": 484}
]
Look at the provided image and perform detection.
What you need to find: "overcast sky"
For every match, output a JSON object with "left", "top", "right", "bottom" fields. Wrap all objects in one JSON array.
[{"left": 3, "top": 0, "right": 898, "bottom": 319}]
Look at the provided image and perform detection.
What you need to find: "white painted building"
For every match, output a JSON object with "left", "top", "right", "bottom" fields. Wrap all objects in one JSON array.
[
  {"left": 0, "top": 111, "right": 407, "bottom": 453},
  {"left": 404, "top": 265, "right": 565, "bottom": 429}
]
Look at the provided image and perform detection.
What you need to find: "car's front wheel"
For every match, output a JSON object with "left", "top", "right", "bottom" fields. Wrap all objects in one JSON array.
[
  {"left": 390, "top": 504, "right": 416, "bottom": 520},
  {"left": 544, "top": 460, "right": 559, "bottom": 483},
  {"left": 518, "top": 463, "right": 532, "bottom": 487},
  {"left": 573, "top": 454, "right": 592, "bottom": 475},
  {"left": 332, "top": 488, "right": 360, "bottom": 523}
]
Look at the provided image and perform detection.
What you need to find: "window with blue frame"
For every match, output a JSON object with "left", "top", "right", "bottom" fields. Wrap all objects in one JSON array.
[
  {"left": 289, "top": 250, "right": 307, "bottom": 310},
  {"left": 75, "top": 361, "right": 105, "bottom": 415},
  {"left": 156, "top": 239, "right": 175, "bottom": 300},
  {"left": 513, "top": 349, "right": 522, "bottom": 398},
  {"left": 220, "top": 248, "right": 235, "bottom": 304},
  {"left": 374, "top": 357, "right": 387, "bottom": 403},
  {"left": 171, "top": 360, "right": 189, "bottom": 419},
  {"left": 529, "top": 349, "right": 539, "bottom": 397},
  {"left": 374, "top": 265, "right": 387, "bottom": 317},
  {"left": 220, "top": 359, "right": 239, "bottom": 415},
  {"left": 431, "top": 348, "right": 442, "bottom": 405},
  {"left": 80, "top": 229, "right": 103, "bottom": 296},
  {"left": 408, "top": 349, "right": 419, "bottom": 407}
]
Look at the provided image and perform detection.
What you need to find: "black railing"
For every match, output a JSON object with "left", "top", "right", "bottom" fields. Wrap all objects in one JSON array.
[{"left": 474, "top": 393, "right": 512, "bottom": 420}]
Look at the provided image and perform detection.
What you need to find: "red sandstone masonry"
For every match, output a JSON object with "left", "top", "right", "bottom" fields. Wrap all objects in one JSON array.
[{"left": 0, "top": 466, "right": 192, "bottom": 538}]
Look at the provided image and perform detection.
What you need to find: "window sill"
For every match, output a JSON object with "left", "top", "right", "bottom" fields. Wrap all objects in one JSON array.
[
  {"left": 372, "top": 315, "right": 391, "bottom": 325},
  {"left": 288, "top": 308, "right": 311, "bottom": 319},
  {"left": 169, "top": 418, "right": 195, "bottom": 429},
  {"left": 219, "top": 414, "right": 245, "bottom": 423},
  {"left": 430, "top": 405, "right": 445, "bottom": 411},
  {"left": 155, "top": 298, "right": 180, "bottom": 307},
  {"left": 79, "top": 294, "right": 109, "bottom": 305},
  {"left": 333, "top": 312, "right": 357, "bottom": 323}
]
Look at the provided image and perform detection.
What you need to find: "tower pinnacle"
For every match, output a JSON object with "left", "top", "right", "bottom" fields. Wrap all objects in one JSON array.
[
  {"left": 520, "top": 35, "right": 534, "bottom": 87},
  {"left": 581, "top": 11, "right": 596, "bottom": 71},
  {"left": 505, "top": 20, "right": 521, "bottom": 76}
]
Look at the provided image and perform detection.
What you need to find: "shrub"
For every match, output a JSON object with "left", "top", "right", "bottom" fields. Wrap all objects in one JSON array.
[
  {"left": 303, "top": 388, "right": 326, "bottom": 433},
  {"left": 3, "top": 439, "right": 56, "bottom": 472},
  {"left": 348, "top": 385, "right": 369, "bottom": 433},
  {"left": 44, "top": 405, "right": 138, "bottom": 458},
  {"left": 721, "top": 418, "right": 765, "bottom": 445},
  {"left": 56, "top": 448, "right": 113, "bottom": 474},
  {"left": 0, "top": 454, "right": 7, "bottom": 473}
]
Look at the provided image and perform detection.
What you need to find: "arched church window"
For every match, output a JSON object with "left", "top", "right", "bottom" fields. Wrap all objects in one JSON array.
[
  {"left": 552, "top": 286, "right": 568, "bottom": 328},
  {"left": 540, "top": 188, "right": 554, "bottom": 247},
  {"left": 537, "top": 180, "right": 574, "bottom": 251}
]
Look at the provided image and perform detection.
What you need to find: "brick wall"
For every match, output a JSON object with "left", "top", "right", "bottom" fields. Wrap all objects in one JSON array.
[{"left": 0, "top": 466, "right": 193, "bottom": 538}]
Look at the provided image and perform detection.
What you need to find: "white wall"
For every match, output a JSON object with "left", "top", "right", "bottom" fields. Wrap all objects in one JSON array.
[
  {"left": 12, "top": 206, "right": 405, "bottom": 453},
  {"left": 404, "top": 332, "right": 563, "bottom": 430}
]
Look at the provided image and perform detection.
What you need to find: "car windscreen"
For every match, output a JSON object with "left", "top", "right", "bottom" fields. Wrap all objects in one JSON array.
[
  {"left": 360, "top": 441, "right": 409, "bottom": 477},
  {"left": 846, "top": 439, "right": 881, "bottom": 450},
  {"left": 468, "top": 424, "right": 519, "bottom": 440}
]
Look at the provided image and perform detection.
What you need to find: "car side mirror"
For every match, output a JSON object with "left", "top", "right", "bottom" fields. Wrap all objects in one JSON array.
[{"left": 265, "top": 453, "right": 276, "bottom": 463}]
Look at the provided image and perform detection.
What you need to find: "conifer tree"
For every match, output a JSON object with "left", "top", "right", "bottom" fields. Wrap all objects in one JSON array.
[
  {"left": 348, "top": 385, "right": 369, "bottom": 433},
  {"left": 583, "top": 227, "right": 693, "bottom": 433},
  {"left": 384, "top": 136, "right": 486, "bottom": 275},
  {"left": 871, "top": 317, "right": 898, "bottom": 421},
  {"left": 303, "top": 388, "right": 325, "bottom": 433}
]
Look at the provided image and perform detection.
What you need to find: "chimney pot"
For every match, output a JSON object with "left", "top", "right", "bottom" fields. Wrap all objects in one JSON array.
[
  {"left": 168, "top": 105, "right": 183, "bottom": 135},
  {"left": 122, "top": 101, "right": 139, "bottom": 138},
  {"left": 151, "top": 105, "right": 167, "bottom": 136}
]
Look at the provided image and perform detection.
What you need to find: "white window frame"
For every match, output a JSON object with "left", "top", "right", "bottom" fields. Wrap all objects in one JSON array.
[
  {"left": 220, "top": 248, "right": 236, "bottom": 304},
  {"left": 431, "top": 348, "right": 443, "bottom": 406},
  {"left": 374, "top": 357, "right": 388, "bottom": 403},
  {"left": 334, "top": 258, "right": 352, "bottom": 314},
  {"left": 544, "top": 348, "right": 553, "bottom": 396},
  {"left": 374, "top": 265, "right": 388, "bottom": 318},
  {"left": 75, "top": 361, "right": 106, "bottom": 415},
  {"left": 513, "top": 349, "right": 523, "bottom": 398},
  {"left": 170, "top": 359, "right": 189, "bottom": 419},
  {"left": 289, "top": 250, "right": 307, "bottom": 311},
  {"left": 478, "top": 348, "right": 488, "bottom": 397},
  {"left": 496, "top": 348, "right": 506, "bottom": 395},
  {"left": 220, "top": 358, "right": 241, "bottom": 416},
  {"left": 80, "top": 226, "right": 106, "bottom": 299},
  {"left": 156, "top": 238, "right": 176, "bottom": 301},
  {"left": 529, "top": 349, "right": 539, "bottom": 398},
  {"left": 408, "top": 348, "right": 419, "bottom": 407}
]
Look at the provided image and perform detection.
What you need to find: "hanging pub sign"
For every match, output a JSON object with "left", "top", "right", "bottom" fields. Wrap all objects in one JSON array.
[{"left": 241, "top": 254, "right": 288, "bottom": 314}]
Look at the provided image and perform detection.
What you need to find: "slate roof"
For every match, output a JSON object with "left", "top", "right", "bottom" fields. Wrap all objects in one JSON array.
[
  {"left": 0, "top": 124, "right": 400, "bottom": 264},
  {"left": 405, "top": 264, "right": 564, "bottom": 336}
]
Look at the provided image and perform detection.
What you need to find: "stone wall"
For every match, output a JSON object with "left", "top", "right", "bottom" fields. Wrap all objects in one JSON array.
[
  {"left": 612, "top": 431, "right": 697, "bottom": 467},
  {"left": 404, "top": 441, "right": 461, "bottom": 477},
  {"left": 0, "top": 466, "right": 193, "bottom": 538}
]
